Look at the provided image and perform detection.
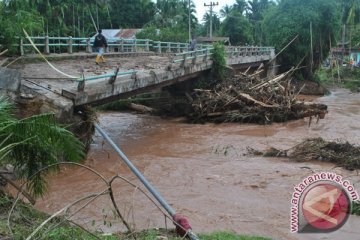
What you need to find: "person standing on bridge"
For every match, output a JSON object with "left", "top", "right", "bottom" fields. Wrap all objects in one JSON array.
[
  {"left": 189, "top": 37, "right": 197, "bottom": 51},
  {"left": 93, "top": 29, "right": 108, "bottom": 65}
]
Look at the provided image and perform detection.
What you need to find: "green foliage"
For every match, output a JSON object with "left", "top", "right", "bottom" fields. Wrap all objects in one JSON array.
[
  {"left": 352, "top": 25, "right": 360, "bottom": 47},
  {"left": 136, "top": 25, "right": 188, "bottom": 43},
  {"left": 109, "top": 0, "right": 155, "bottom": 28},
  {"left": 199, "top": 232, "right": 271, "bottom": 240},
  {"left": 211, "top": 42, "right": 227, "bottom": 81},
  {"left": 0, "top": 195, "right": 272, "bottom": 240},
  {"left": 262, "top": 0, "right": 342, "bottom": 78},
  {"left": 0, "top": 97, "right": 84, "bottom": 197},
  {"left": 352, "top": 201, "right": 360, "bottom": 216},
  {"left": 315, "top": 67, "right": 360, "bottom": 91},
  {"left": 0, "top": 3, "right": 44, "bottom": 53},
  {"left": 221, "top": 12, "right": 253, "bottom": 45}
]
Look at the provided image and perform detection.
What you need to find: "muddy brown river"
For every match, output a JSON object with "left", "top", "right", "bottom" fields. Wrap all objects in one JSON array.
[{"left": 36, "top": 89, "right": 360, "bottom": 240}]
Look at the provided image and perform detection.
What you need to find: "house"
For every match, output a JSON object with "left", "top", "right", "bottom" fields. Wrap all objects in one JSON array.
[
  {"left": 331, "top": 42, "right": 360, "bottom": 66},
  {"left": 196, "top": 37, "right": 230, "bottom": 45},
  {"left": 90, "top": 29, "right": 142, "bottom": 52}
]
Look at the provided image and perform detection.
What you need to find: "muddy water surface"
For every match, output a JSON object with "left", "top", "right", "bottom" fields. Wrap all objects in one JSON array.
[{"left": 36, "top": 89, "right": 360, "bottom": 240}]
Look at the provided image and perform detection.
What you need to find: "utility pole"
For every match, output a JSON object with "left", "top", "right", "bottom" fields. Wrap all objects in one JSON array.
[
  {"left": 310, "top": 21, "right": 313, "bottom": 73},
  {"left": 342, "top": 24, "right": 346, "bottom": 62},
  {"left": 189, "top": 0, "right": 191, "bottom": 42},
  {"left": 204, "top": 2, "right": 219, "bottom": 39}
]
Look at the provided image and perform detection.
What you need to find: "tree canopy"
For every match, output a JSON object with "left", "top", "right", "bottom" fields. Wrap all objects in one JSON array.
[
  {"left": 0, "top": 0, "right": 357, "bottom": 76},
  {"left": 262, "top": 0, "right": 342, "bottom": 77}
]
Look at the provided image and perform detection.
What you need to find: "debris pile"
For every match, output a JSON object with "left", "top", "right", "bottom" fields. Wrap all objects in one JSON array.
[
  {"left": 186, "top": 66, "right": 328, "bottom": 123},
  {"left": 290, "top": 138, "right": 360, "bottom": 170},
  {"left": 248, "top": 138, "right": 360, "bottom": 170}
]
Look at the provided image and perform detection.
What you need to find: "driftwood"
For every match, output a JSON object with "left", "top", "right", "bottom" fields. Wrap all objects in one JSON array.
[
  {"left": 0, "top": 49, "right": 8, "bottom": 56},
  {"left": 185, "top": 67, "right": 328, "bottom": 124},
  {"left": 128, "top": 103, "right": 155, "bottom": 113}
]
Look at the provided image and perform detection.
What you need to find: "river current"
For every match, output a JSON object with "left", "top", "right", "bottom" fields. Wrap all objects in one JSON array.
[{"left": 36, "top": 89, "right": 360, "bottom": 240}]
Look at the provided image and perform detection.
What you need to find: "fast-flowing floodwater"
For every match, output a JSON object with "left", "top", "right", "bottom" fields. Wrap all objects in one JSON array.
[{"left": 36, "top": 89, "right": 360, "bottom": 240}]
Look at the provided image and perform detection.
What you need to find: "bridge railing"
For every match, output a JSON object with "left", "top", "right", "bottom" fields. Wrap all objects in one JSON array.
[
  {"left": 172, "top": 48, "right": 214, "bottom": 66},
  {"left": 19, "top": 36, "right": 273, "bottom": 58},
  {"left": 75, "top": 68, "right": 137, "bottom": 92},
  {"left": 19, "top": 36, "right": 155, "bottom": 55},
  {"left": 19, "top": 36, "right": 217, "bottom": 56},
  {"left": 225, "top": 46, "right": 274, "bottom": 58},
  {"left": 20, "top": 36, "right": 92, "bottom": 55}
]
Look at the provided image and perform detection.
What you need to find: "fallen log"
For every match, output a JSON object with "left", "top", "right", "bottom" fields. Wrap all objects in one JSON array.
[
  {"left": 237, "top": 92, "right": 280, "bottom": 108},
  {"left": 128, "top": 103, "right": 155, "bottom": 113}
]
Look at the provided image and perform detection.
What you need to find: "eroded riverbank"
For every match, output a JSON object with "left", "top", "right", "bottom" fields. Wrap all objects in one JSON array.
[{"left": 36, "top": 89, "right": 360, "bottom": 240}]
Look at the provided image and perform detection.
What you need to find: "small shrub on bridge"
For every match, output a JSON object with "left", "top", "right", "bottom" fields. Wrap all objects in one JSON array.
[{"left": 211, "top": 42, "right": 227, "bottom": 82}]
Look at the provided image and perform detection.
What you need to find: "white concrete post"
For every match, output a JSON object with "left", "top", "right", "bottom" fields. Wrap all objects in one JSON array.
[
  {"left": 86, "top": 38, "right": 91, "bottom": 53},
  {"left": 45, "top": 36, "right": 50, "bottom": 54},
  {"left": 158, "top": 42, "right": 161, "bottom": 53},
  {"left": 68, "top": 36, "right": 73, "bottom": 54},
  {"left": 120, "top": 39, "right": 124, "bottom": 52},
  {"left": 20, "top": 38, "right": 24, "bottom": 56}
]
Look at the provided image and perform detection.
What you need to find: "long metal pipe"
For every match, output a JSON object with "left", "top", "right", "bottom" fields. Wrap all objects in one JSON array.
[
  {"left": 94, "top": 123, "right": 176, "bottom": 216},
  {"left": 79, "top": 71, "right": 136, "bottom": 82}
]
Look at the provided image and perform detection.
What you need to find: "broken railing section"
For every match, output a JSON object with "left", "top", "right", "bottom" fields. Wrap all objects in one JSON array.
[
  {"left": 76, "top": 47, "right": 215, "bottom": 92},
  {"left": 76, "top": 69, "right": 137, "bottom": 92}
]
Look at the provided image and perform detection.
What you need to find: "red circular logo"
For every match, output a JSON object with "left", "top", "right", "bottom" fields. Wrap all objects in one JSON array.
[{"left": 302, "top": 183, "right": 350, "bottom": 231}]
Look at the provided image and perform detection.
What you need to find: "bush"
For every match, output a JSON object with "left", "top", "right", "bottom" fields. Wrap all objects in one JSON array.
[{"left": 211, "top": 42, "right": 227, "bottom": 81}]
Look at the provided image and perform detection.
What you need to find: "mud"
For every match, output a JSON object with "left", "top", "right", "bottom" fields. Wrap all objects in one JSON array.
[{"left": 35, "top": 89, "right": 360, "bottom": 240}]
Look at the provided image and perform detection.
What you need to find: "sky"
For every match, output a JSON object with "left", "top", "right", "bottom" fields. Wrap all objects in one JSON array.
[
  {"left": 152, "top": 0, "right": 238, "bottom": 22},
  {"left": 195, "top": 0, "right": 237, "bottom": 22}
]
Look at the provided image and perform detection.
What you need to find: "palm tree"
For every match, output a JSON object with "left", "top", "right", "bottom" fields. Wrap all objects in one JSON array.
[
  {"left": 233, "top": 0, "right": 248, "bottom": 15},
  {"left": 0, "top": 97, "right": 84, "bottom": 197},
  {"left": 202, "top": 12, "right": 220, "bottom": 37},
  {"left": 220, "top": 4, "right": 233, "bottom": 18}
]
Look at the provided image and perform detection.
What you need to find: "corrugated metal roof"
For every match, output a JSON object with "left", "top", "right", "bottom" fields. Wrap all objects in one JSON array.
[
  {"left": 116, "top": 29, "right": 141, "bottom": 39},
  {"left": 98, "top": 29, "right": 122, "bottom": 39}
]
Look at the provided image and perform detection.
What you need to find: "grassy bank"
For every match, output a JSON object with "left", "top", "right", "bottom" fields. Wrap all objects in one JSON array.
[
  {"left": 353, "top": 201, "right": 360, "bottom": 216},
  {"left": 315, "top": 67, "right": 360, "bottom": 91},
  {"left": 0, "top": 194, "right": 270, "bottom": 240}
]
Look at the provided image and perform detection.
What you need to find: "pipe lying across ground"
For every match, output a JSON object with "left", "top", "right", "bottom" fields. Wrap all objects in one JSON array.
[{"left": 94, "top": 123, "right": 199, "bottom": 240}]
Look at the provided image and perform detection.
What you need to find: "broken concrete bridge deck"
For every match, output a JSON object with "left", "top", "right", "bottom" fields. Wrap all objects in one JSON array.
[{"left": 7, "top": 50, "right": 273, "bottom": 121}]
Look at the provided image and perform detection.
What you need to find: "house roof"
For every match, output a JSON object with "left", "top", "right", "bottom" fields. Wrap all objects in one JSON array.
[
  {"left": 197, "top": 37, "right": 230, "bottom": 43},
  {"left": 115, "top": 29, "right": 141, "bottom": 39},
  {"left": 99, "top": 29, "right": 122, "bottom": 39},
  {"left": 91, "top": 29, "right": 141, "bottom": 39}
]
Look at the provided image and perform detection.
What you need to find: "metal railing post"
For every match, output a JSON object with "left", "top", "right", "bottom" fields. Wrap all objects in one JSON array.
[
  {"left": 177, "top": 43, "right": 180, "bottom": 53},
  {"left": 45, "top": 36, "right": 50, "bottom": 54},
  {"left": 108, "top": 67, "right": 120, "bottom": 85},
  {"left": 167, "top": 42, "right": 171, "bottom": 53}
]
